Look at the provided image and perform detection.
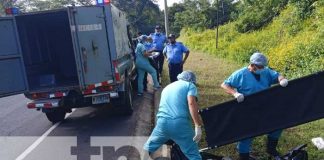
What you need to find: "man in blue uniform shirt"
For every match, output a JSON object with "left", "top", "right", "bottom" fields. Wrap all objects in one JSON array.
[
  {"left": 144, "top": 71, "right": 202, "bottom": 160},
  {"left": 150, "top": 25, "right": 167, "bottom": 83},
  {"left": 221, "top": 52, "right": 289, "bottom": 160},
  {"left": 163, "top": 34, "right": 190, "bottom": 83}
]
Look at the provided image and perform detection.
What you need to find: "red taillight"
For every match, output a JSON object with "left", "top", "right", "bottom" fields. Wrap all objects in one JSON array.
[
  {"left": 83, "top": 90, "right": 93, "bottom": 95},
  {"left": 54, "top": 92, "right": 64, "bottom": 97},
  {"left": 113, "top": 61, "right": 121, "bottom": 82},
  {"left": 27, "top": 103, "right": 36, "bottom": 109},
  {"left": 98, "top": 86, "right": 113, "bottom": 92},
  {"left": 32, "top": 94, "right": 37, "bottom": 99},
  {"left": 32, "top": 93, "right": 48, "bottom": 99},
  {"left": 43, "top": 103, "right": 52, "bottom": 108},
  {"left": 87, "top": 84, "right": 96, "bottom": 90},
  {"left": 101, "top": 81, "right": 109, "bottom": 86}
]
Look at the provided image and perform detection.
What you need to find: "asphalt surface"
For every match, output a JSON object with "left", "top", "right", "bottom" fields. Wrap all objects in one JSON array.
[{"left": 0, "top": 91, "right": 156, "bottom": 160}]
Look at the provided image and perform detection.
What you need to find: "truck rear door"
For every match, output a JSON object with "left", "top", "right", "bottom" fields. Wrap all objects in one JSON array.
[
  {"left": 0, "top": 17, "right": 28, "bottom": 98},
  {"left": 69, "top": 6, "right": 114, "bottom": 89}
]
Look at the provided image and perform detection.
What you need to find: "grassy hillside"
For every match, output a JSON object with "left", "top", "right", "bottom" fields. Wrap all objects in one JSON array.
[
  {"left": 171, "top": 1, "right": 324, "bottom": 159},
  {"left": 180, "top": 2, "right": 324, "bottom": 79}
]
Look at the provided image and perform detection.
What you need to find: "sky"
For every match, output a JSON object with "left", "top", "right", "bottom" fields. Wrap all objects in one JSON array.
[{"left": 155, "top": 0, "right": 183, "bottom": 10}]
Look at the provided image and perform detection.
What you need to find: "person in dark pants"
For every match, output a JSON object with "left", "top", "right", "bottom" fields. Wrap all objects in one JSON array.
[
  {"left": 150, "top": 25, "right": 167, "bottom": 84},
  {"left": 163, "top": 34, "right": 190, "bottom": 83}
]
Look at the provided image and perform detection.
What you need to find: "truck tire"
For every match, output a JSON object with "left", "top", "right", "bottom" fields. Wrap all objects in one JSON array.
[
  {"left": 45, "top": 108, "right": 66, "bottom": 123},
  {"left": 115, "top": 76, "right": 134, "bottom": 115}
]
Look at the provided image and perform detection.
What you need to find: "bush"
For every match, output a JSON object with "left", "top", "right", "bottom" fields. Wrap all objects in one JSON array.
[
  {"left": 234, "top": 0, "right": 288, "bottom": 33},
  {"left": 180, "top": 3, "right": 324, "bottom": 79}
]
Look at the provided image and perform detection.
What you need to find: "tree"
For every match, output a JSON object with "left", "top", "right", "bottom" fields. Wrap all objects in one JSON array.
[
  {"left": 0, "top": 3, "right": 4, "bottom": 15},
  {"left": 0, "top": 0, "right": 163, "bottom": 35},
  {"left": 111, "top": 0, "right": 163, "bottom": 35},
  {"left": 234, "top": 0, "right": 289, "bottom": 33},
  {"left": 0, "top": 0, "right": 94, "bottom": 13},
  {"left": 290, "top": 0, "right": 318, "bottom": 19},
  {"left": 168, "top": 3, "right": 186, "bottom": 35},
  {"left": 168, "top": 0, "right": 237, "bottom": 35}
]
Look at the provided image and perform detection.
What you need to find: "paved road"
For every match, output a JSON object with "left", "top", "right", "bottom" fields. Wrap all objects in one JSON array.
[
  {"left": 0, "top": 91, "right": 155, "bottom": 160},
  {"left": 0, "top": 94, "right": 51, "bottom": 136}
]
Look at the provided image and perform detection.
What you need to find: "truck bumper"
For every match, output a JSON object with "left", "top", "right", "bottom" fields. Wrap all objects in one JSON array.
[{"left": 27, "top": 99, "right": 61, "bottom": 109}]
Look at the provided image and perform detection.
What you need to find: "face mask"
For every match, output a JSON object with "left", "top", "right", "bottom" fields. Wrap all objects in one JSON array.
[{"left": 254, "top": 68, "right": 265, "bottom": 75}]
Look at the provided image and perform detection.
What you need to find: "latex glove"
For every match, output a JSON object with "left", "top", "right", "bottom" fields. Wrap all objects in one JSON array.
[
  {"left": 193, "top": 125, "right": 202, "bottom": 143},
  {"left": 233, "top": 92, "right": 244, "bottom": 103},
  {"left": 279, "top": 79, "right": 288, "bottom": 87}
]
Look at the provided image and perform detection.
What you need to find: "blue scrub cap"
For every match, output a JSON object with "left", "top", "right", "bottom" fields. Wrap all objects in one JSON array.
[
  {"left": 137, "top": 35, "right": 147, "bottom": 43},
  {"left": 250, "top": 52, "right": 268, "bottom": 66},
  {"left": 177, "top": 70, "right": 197, "bottom": 84}
]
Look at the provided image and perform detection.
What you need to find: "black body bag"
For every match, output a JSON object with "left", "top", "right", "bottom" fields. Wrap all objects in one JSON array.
[
  {"left": 199, "top": 71, "right": 324, "bottom": 148},
  {"left": 281, "top": 144, "right": 308, "bottom": 160},
  {"left": 170, "top": 142, "right": 223, "bottom": 160}
]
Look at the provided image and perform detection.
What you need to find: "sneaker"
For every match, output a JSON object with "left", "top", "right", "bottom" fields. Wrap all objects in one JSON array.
[{"left": 137, "top": 93, "right": 143, "bottom": 96}]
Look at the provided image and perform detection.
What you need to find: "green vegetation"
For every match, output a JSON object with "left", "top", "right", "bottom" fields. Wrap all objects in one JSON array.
[
  {"left": 163, "top": 1, "right": 324, "bottom": 159},
  {"left": 180, "top": 1, "right": 324, "bottom": 79},
  {"left": 168, "top": 0, "right": 235, "bottom": 36}
]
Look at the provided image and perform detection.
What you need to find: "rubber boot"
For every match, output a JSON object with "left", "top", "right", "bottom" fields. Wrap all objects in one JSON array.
[
  {"left": 267, "top": 138, "right": 281, "bottom": 159},
  {"left": 239, "top": 153, "right": 250, "bottom": 160}
]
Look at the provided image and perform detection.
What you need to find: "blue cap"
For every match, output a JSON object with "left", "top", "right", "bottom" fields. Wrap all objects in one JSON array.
[
  {"left": 177, "top": 70, "right": 197, "bottom": 84},
  {"left": 250, "top": 52, "right": 268, "bottom": 66}
]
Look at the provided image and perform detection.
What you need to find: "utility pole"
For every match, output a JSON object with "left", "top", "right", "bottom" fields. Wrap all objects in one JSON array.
[
  {"left": 216, "top": 0, "right": 219, "bottom": 49},
  {"left": 164, "top": 0, "right": 169, "bottom": 36}
]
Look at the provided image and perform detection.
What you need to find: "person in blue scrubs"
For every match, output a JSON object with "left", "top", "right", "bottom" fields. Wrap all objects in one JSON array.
[
  {"left": 135, "top": 35, "right": 160, "bottom": 96},
  {"left": 221, "top": 52, "right": 289, "bottom": 160},
  {"left": 150, "top": 25, "right": 167, "bottom": 83},
  {"left": 142, "top": 36, "right": 155, "bottom": 91},
  {"left": 144, "top": 71, "right": 203, "bottom": 160},
  {"left": 163, "top": 34, "right": 190, "bottom": 83}
]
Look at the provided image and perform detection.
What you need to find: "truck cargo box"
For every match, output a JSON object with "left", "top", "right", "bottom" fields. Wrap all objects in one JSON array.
[
  {"left": 0, "top": 4, "right": 133, "bottom": 97},
  {"left": 15, "top": 10, "right": 79, "bottom": 91}
]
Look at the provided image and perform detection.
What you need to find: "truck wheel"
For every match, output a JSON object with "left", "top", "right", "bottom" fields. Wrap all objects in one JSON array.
[
  {"left": 45, "top": 108, "right": 66, "bottom": 123},
  {"left": 115, "top": 76, "right": 134, "bottom": 115}
]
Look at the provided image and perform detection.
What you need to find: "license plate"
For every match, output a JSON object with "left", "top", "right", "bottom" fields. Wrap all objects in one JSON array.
[{"left": 92, "top": 94, "right": 110, "bottom": 104}]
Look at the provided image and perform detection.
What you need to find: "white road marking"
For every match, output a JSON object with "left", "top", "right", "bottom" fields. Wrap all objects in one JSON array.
[{"left": 15, "top": 109, "right": 76, "bottom": 160}]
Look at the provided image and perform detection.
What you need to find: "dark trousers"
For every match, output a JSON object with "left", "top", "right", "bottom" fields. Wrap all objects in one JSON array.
[
  {"left": 168, "top": 63, "right": 183, "bottom": 83},
  {"left": 153, "top": 51, "right": 164, "bottom": 83},
  {"left": 143, "top": 72, "right": 148, "bottom": 91}
]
